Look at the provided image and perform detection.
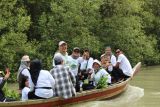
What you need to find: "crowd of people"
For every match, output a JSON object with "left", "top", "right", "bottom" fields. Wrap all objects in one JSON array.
[{"left": 0, "top": 41, "right": 133, "bottom": 102}]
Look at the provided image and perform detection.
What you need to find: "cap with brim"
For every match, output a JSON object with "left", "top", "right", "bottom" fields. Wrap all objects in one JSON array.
[
  {"left": 21, "top": 55, "right": 30, "bottom": 62},
  {"left": 73, "top": 47, "right": 80, "bottom": 52},
  {"left": 59, "top": 41, "right": 67, "bottom": 46},
  {"left": 93, "top": 59, "right": 101, "bottom": 66}
]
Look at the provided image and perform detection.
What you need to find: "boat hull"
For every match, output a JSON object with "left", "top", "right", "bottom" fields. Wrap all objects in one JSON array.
[{"left": 0, "top": 62, "right": 141, "bottom": 107}]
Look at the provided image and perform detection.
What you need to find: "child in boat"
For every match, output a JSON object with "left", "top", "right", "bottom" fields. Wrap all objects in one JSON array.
[{"left": 20, "top": 75, "right": 30, "bottom": 101}]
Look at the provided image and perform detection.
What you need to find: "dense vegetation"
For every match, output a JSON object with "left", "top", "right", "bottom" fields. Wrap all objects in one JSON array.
[{"left": 0, "top": 0, "right": 160, "bottom": 81}]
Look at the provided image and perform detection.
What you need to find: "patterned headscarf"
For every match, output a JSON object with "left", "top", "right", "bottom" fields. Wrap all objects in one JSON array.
[{"left": 17, "top": 61, "right": 29, "bottom": 80}]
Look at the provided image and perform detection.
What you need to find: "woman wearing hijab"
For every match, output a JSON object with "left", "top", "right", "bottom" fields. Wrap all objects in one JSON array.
[
  {"left": 17, "top": 55, "right": 31, "bottom": 91},
  {"left": 28, "top": 59, "right": 55, "bottom": 99}
]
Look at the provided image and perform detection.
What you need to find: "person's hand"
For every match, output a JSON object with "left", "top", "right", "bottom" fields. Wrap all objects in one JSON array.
[
  {"left": 4, "top": 68, "right": 10, "bottom": 80},
  {"left": 82, "top": 54, "right": 87, "bottom": 60}
]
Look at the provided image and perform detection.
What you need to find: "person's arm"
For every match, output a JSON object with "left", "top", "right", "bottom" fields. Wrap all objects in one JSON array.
[
  {"left": 48, "top": 72, "right": 55, "bottom": 89},
  {"left": 0, "top": 78, "right": 6, "bottom": 90},
  {"left": 114, "top": 55, "right": 123, "bottom": 68},
  {"left": 0, "top": 68, "right": 10, "bottom": 89},
  {"left": 111, "top": 55, "right": 117, "bottom": 66},
  {"left": 114, "top": 62, "right": 120, "bottom": 68},
  {"left": 68, "top": 68, "right": 76, "bottom": 86}
]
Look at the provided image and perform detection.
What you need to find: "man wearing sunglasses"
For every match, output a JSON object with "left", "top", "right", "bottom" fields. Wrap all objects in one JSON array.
[{"left": 113, "top": 49, "right": 133, "bottom": 81}]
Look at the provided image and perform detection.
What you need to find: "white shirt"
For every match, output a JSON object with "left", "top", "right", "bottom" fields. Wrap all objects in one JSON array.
[
  {"left": 79, "top": 57, "right": 94, "bottom": 71},
  {"left": 21, "top": 87, "right": 30, "bottom": 101},
  {"left": 111, "top": 54, "right": 116, "bottom": 66},
  {"left": 30, "top": 70, "right": 55, "bottom": 98},
  {"left": 21, "top": 69, "right": 32, "bottom": 88},
  {"left": 92, "top": 68, "right": 111, "bottom": 85},
  {"left": 117, "top": 54, "right": 133, "bottom": 76},
  {"left": 68, "top": 56, "right": 79, "bottom": 76},
  {"left": 53, "top": 52, "right": 69, "bottom": 67}
]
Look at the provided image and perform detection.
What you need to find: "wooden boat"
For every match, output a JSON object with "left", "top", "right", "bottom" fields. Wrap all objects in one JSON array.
[{"left": 0, "top": 62, "right": 141, "bottom": 107}]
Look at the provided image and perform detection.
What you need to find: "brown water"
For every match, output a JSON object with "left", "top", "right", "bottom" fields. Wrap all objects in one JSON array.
[{"left": 68, "top": 65, "right": 160, "bottom": 107}]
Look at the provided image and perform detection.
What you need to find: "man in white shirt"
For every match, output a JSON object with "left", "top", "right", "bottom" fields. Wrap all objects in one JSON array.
[
  {"left": 68, "top": 47, "right": 81, "bottom": 92},
  {"left": 114, "top": 49, "right": 133, "bottom": 81},
  {"left": 68, "top": 47, "right": 80, "bottom": 76},
  {"left": 52, "top": 41, "right": 69, "bottom": 67}
]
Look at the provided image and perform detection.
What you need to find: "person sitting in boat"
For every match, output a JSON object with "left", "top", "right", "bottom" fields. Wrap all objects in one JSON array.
[
  {"left": 78, "top": 49, "right": 94, "bottom": 82},
  {"left": 28, "top": 59, "right": 55, "bottom": 99},
  {"left": 100, "top": 54, "right": 112, "bottom": 71},
  {"left": 0, "top": 68, "right": 13, "bottom": 102},
  {"left": 52, "top": 41, "right": 69, "bottom": 67},
  {"left": 113, "top": 49, "right": 133, "bottom": 81},
  {"left": 91, "top": 59, "right": 111, "bottom": 86},
  {"left": 68, "top": 47, "right": 81, "bottom": 92},
  {"left": 20, "top": 75, "right": 30, "bottom": 101},
  {"left": 17, "top": 55, "right": 31, "bottom": 93},
  {"left": 104, "top": 46, "right": 116, "bottom": 67},
  {"left": 50, "top": 55, "right": 76, "bottom": 99}
]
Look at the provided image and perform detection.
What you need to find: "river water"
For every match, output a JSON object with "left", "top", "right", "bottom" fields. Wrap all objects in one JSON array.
[{"left": 69, "top": 65, "right": 160, "bottom": 107}]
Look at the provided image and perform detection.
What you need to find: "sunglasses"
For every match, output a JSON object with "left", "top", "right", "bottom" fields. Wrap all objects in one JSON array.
[
  {"left": 116, "top": 51, "right": 120, "bottom": 53},
  {"left": 26, "top": 61, "right": 30, "bottom": 63}
]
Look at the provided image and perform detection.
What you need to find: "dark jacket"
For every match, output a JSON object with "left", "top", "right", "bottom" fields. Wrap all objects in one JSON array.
[{"left": 0, "top": 78, "right": 6, "bottom": 102}]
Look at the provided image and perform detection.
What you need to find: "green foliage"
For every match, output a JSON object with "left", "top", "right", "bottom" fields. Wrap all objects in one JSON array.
[
  {"left": 0, "top": 0, "right": 160, "bottom": 82},
  {"left": 96, "top": 75, "right": 108, "bottom": 89},
  {"left": 3, "top": 83, "right": 20, "bottom": 100},
  {"left": 98, "top": 0, "right": 160, "bottom": 65}
]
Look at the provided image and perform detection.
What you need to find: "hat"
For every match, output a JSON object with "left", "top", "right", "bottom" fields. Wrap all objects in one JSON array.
[
  {"left": 93, "top": 59, "right": 101, "bottom": 66},
  {"left": 54, "top": 55, "right": 63, "bottom": 64},
  {"left": 73, "top": 47, "right": 80, "bottom": 52},
  {"left": 100, "top": 54, "right": 106, "bottom": 58},
  {"left": 21, "top": 55, "right": 30, "bottom": 62},
  {"left": 59, "top": 41, "right": 67, "bottom": 46}
]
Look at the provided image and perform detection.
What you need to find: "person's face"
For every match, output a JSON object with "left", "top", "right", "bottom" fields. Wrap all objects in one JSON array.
[
  {"left": 83, "top": 51, "right": 90, "bottom": 59},
  {"left": 93, "top": 63, "right": 100, "bottom": 71},
  {"left": 25, "top": 79, "right": 29, "bottom": 87},
  {"left": 105, "top": 47, "right": 111, "bottom": 55},
  {"left": 116, "top": 49, "right": 121, "bottom": 56},
  {"left": 26, "top": 61, "right": 30, "bottom": 67},
  {"left": 101, "top": 56, "right": 106, "bottom": 63},
  {"left": 59, "top": 44, "right": 67, "bottom": 53},
  {"left": 72, "top": 50, "right": 80, "bottom": 58},
  {"left": 101, "top": 56, "right": 110, "bottom": 64}
]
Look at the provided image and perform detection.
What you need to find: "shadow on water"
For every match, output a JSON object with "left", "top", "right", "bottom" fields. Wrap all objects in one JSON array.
[{"left": 69, "top": 85, "right": 144, "bottom": 107}]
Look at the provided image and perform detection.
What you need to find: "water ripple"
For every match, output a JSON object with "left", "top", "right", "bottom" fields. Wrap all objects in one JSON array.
[{"left": 69, "top": 85, "right": 144, "bottom": 107}]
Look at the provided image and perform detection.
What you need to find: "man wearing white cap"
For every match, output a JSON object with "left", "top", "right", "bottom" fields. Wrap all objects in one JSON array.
[
  {"left": 52, "top": 41, "right": 69, "bottom": 67},
  {"left": 17, "top": 55, "right": 32, "bottom": 92}
]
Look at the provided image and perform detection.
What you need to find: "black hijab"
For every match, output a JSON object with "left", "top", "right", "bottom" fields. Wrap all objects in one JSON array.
[{"left": 29, "top": 59, "right": 42, "bottom": 86}]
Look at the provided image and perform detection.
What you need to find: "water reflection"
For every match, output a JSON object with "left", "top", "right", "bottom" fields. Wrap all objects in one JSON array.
[{"left": 69, "top": 85, "right": 144, "bottom": 107}]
